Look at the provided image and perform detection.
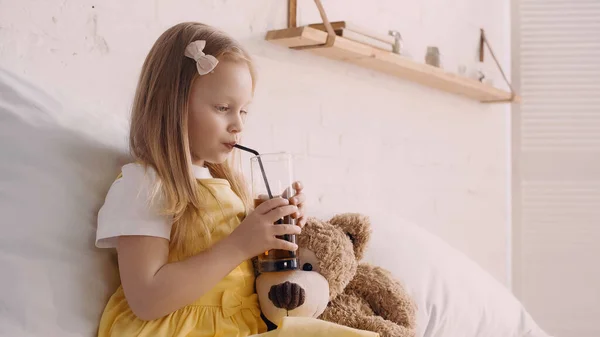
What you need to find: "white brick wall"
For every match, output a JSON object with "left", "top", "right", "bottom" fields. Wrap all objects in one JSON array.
[{"left": 0, "top": 0, "right": 511, "bottom": 285}]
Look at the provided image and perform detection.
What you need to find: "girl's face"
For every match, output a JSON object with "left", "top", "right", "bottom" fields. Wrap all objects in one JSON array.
[{"left": 187, "top": 59, "right": 253, "bottom": 166}]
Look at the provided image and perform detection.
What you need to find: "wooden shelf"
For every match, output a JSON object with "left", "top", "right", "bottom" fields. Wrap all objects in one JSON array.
[{"left": 265, "top": 26, "right": 520, "bottom": 104}]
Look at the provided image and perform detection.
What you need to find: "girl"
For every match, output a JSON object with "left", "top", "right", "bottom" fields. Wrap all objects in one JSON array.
[{"left": 95, "top": 22, "right": 307, "bottom": 336}]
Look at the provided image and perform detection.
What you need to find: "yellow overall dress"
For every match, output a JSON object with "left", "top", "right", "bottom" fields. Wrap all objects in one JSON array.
[{"left": 97, "top": 177, "right": 268, "bottom": 337}]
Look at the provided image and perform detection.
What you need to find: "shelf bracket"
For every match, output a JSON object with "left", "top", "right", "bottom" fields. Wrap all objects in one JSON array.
[
  {"left": 288, "top": 0, "right": 336, "bottom": 50},
  {"left": 479, "top": 28, "right": 517, "bottom": 103},
  {"left": 288, "top": 0, "right": 297, "bottom": 28}
]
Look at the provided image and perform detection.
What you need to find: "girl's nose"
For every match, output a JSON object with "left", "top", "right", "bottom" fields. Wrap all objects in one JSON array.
[{"left": 228, "top": 112, "right": 244, "bottom": 134}]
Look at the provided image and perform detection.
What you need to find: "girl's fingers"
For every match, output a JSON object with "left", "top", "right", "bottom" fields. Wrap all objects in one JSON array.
[
  {"left": 273, "top": 239, "right": 298, "bottom": 251},
  {"left": 255, "top": 197, "right": 289, "bottom": 214},
  {"left": 266, "top": 205, "right": 298, "bottom": 223},
  {"left": 272, "top": 224, "right": 302, "bottom": 236},
  {"left": 292, "top": 181, "right": 303, "bottom": 192},
  {"left": 289, "top": 192, "right": 305, "bottom": 206}
]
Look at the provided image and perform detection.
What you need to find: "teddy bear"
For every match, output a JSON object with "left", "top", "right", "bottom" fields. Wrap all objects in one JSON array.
[{"left": 255, "top": 213, "right": 417, "bottom": 337}]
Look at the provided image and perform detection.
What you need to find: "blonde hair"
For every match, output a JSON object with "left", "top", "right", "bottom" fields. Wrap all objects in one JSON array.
[{"left": 129, "top": 22, "right": 257, "bottom": 257}]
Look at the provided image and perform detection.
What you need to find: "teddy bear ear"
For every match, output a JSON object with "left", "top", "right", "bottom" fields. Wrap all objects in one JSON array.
[{"left": 329, "top": 213, "right": 371, "bottom": 260}]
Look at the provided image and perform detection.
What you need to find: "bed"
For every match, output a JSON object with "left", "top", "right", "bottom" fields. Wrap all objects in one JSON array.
[{"left": 0, "top": 67, "right": 552, "bottom": 337}]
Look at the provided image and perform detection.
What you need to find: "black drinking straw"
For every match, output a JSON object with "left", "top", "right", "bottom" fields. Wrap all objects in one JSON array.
[{"left": 233, "top": 144, "right": 274, "bottom": 199}]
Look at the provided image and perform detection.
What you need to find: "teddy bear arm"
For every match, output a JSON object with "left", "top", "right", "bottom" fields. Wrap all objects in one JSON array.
[
  {"left": 368, "top": 317, "right": 415, "bottom": 337},
  {"left": 349, "top": 264, "right": 417, "bottom": 330},
  {"left": 321, "top": 295, "right": 414, "bottom": 337}
]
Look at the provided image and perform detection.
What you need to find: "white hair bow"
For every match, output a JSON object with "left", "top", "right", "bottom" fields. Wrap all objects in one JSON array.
[{"left": 184, "top": 40, "right": 219, "bottom": 75}]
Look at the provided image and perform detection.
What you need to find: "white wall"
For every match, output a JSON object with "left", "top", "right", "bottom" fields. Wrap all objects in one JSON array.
[{"left": 0, "top": 0, "right": 512, "bottom": 285}]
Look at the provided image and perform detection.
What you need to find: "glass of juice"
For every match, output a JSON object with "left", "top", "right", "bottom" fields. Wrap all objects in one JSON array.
[{"left": 250, "top": 152, "right": 299, "bottom": 272}]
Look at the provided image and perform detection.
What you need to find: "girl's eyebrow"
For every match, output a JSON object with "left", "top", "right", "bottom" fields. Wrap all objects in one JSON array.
[
  {"left": 222, "top": 95, "right": 253, "bottom": 106},
  {"left": 216, "top": 94, "right": 238, "bottom": 102}
]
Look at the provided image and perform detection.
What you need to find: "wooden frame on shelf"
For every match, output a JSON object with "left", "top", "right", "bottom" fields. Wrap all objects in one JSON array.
[{"left": 265, "top": 0, "right": 520, "bottom": 104}]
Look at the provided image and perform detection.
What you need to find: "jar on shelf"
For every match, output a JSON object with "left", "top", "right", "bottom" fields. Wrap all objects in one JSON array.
[{"left": 425, "top": 46, "right": 441, "bottom": 68}]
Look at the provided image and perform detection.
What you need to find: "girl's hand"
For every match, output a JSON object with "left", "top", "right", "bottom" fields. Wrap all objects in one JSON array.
[
  {"left": 229, "top": 197, "right": 300, "bottom": 259},
  {"left": 289, "top": 181, "right": 307, "bottom": 228}
]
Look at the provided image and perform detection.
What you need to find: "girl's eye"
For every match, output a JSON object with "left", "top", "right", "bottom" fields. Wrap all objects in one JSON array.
[
  {"left": 240, "top": 110, "right": 249, "bottom": 115},
  {"left": 216, "top": 106, "right": 229, "bottom": 113}
]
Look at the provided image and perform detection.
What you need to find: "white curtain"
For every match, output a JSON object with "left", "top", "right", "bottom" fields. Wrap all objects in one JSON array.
[{"left": 512, "top": 0, "right": 600, "bottom": 336}]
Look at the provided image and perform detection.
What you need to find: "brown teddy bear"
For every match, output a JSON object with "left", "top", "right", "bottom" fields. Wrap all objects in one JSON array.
[{"left": 255, "top": 213, "right": 417, "bottom": 337}]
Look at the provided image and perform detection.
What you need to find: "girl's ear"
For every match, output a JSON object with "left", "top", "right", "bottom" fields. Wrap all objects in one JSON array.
[{"left": 328, "top": 213, "right": 371, "bottom": 260}]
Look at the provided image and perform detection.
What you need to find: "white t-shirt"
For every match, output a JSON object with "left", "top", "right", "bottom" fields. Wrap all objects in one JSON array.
[{"left": 95, "top": 163, "right": 213, "bottom": 249}]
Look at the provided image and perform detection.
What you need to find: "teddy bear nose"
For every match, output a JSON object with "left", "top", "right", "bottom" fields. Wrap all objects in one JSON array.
[{"left": 268, "top": 281, "right": 306, "bottom": 311}]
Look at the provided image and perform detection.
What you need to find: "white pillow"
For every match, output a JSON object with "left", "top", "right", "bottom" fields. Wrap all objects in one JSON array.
[
  {"left": 362, "top": 213, "right": 553, "bottom": 337},
  {"left": 0, "top": 68, "right": 125, "bottom": 336}
]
